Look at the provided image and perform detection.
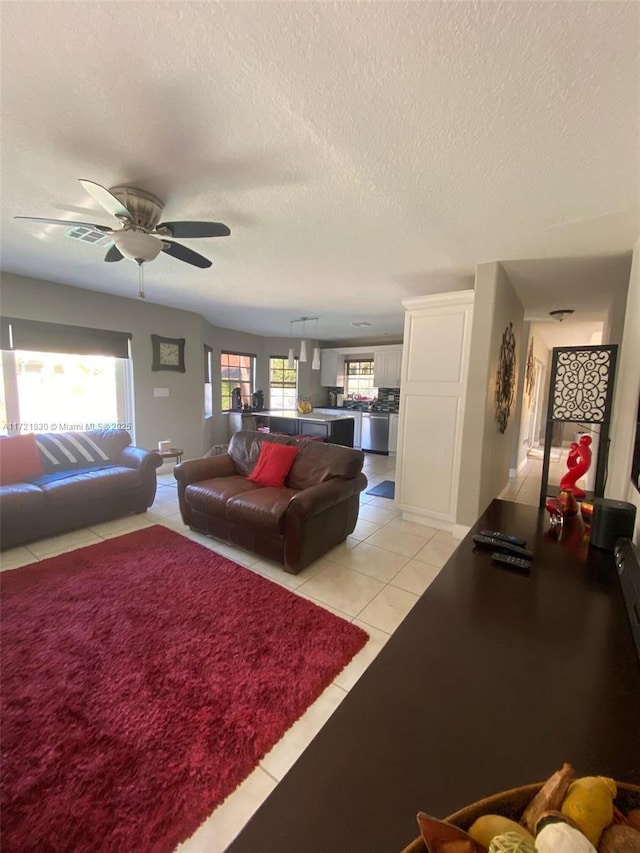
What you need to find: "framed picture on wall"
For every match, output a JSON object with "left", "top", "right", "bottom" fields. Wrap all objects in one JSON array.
[{"left": 151, "top": 335, "right": 186, "bottom": 372}]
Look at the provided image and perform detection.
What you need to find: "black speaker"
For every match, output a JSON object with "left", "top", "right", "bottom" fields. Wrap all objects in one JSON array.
[{"left": 590, "top": 499, "right": 637, "bottom": 550}]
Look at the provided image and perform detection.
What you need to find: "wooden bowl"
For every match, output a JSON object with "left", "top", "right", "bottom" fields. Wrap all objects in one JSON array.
[{"left": 400, "top": 781, "right": 640, "bottom": 853}]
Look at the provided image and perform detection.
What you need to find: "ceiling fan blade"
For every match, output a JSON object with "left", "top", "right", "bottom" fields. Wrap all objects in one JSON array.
[
  {"left": 104, "top": 244, "right": 124, "bottom": 262},
  {"left": 156, "top": 221, "right": 231, "bottom": 239},
  {"left": 14, "top": 216, "right": 113, "bottom": 231},
  {"left": 161, "top": 240, "right": 212, "bottom": 268},
  {"left": 78, "top": 179, "right": 132, "bottom": 220}
]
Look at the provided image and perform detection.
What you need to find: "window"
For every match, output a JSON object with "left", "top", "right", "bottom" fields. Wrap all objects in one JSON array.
[
  {"left": 204, "top": 344, "right": 213, "bottom": 418},
  {"left": 1, "top": 350, "right": 132, "bottom": 435},
  {"left": 220, "top": 351, "right": 255, "bottom": 411},
  {"left": 269, "top": 357, "right": 297, "bottom": 410},
  {"left": 345, "top": 359, "right": 377, "bottom": 400},
  {"left": 0, "top": 318, "right": 133, "bottom": 436}
]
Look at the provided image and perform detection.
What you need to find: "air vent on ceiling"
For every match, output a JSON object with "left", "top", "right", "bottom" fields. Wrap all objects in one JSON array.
[
  {"left": 65, "top": 226, "right": 112, "bottom": 246},
  {"left": 351, "top": 321, "right": 372, "bottom": 327}
]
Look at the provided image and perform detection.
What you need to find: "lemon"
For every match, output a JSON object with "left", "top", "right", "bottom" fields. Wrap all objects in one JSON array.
[{"left": 560, "top": 776, "right": 617, "bottom": 847}]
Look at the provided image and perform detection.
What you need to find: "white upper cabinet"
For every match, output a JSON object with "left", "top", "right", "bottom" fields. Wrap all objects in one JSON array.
[
  {"left": 320, "top": 350, "right": 345, "bottom": 387},
  {"left": 321, "top": 345, "right": 402, "bottom": 387},
  {"left": 373, "top": 349, "right": 402, "bottom": 387}
]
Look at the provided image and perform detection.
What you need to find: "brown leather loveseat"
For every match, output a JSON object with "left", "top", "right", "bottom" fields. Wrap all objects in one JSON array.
[
  {"left": 0, "top": 430, "right": 162, "bottom": 551},
  {"left": 174, "top": 431, "right": 367, "bottom": 574}
]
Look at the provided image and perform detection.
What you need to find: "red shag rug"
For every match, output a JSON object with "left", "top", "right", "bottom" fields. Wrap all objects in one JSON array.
[{"left": 1, "top": 525, "right": 368, "bottom": 852}]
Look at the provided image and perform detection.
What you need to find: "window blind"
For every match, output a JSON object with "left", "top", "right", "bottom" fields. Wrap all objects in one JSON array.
[{"left": 0, "top": 317, "right": 131, "bottom": 358}]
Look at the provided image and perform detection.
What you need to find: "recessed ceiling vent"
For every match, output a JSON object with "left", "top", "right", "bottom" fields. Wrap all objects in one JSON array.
[
  {"left": 65, "top": 226, "right": 112, "bottom": 246},
  {"left": 351, "top": 321, "right": 372, "bottom": 327}
]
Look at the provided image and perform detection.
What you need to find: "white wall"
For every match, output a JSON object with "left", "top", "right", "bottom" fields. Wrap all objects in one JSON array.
[
  {"left": 514, "top": 330, "right": 551, "bottom": 470},
  {"left": 607, "top": 236, "right": 640, "bottom": 545},
  {"left": 457, "top": 262, "right": 525, "bottom": 526}
]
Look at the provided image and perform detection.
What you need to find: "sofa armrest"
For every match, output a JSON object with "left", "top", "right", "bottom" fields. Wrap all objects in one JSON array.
[
  {"left": 174, "top": 454, "right": 237, "bottom": 487},
  {"left": 119, "top": 445, "right": 163, "bottom": 472},
  {"left": 287, "top": 477, "right": 361, "bottom": 520}
]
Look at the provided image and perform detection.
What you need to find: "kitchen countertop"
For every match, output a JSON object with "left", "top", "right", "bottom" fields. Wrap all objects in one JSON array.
[{"left": 253, "top": 410, "right": 356, "bottom": 423}]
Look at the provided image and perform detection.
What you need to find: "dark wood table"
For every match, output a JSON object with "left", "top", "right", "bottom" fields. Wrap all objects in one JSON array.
[
  {"left": 227, "top": 500, "right": 640, "bottom": 853},
  {"left": 153, "top": 448, "right": 183, "bottom": 464}
]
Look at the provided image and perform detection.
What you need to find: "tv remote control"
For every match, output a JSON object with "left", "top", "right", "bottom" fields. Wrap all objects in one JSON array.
[
  {"left": 472, "top": 534, "right": 534, "bottom": 560},
  {"left": 479, "top": 529, "right": 527, "bottom": 548},
  {"left": 491, "top": 552, "right": 532, "bottom": 575}
]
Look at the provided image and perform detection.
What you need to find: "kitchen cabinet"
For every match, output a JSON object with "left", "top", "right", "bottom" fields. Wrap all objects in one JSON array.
[
  {"left": 373, "top": 349, "right": 402, "bottom": 388},
  {"left": 315, "top": 408, "right": 362, "bottom": 448},
  {"left": 388, "top": 413, "right": 399, "bottom": 453},
  {"left": 254, "top": 412, "right": 355, "bottom": 447},
  {"left": 227, "top": 412, "right": 257, "bottom": 439},
  {"left": 320, "top": 350, "right": 345, "bottom": 387}
]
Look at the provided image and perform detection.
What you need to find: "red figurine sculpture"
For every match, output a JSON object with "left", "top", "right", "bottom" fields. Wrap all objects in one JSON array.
[{"left": 560, "top": 434, "right": 592, "bottom": 500}]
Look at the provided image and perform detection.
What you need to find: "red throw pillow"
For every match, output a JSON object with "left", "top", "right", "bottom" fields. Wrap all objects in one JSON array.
[
  {"left": 0, "top": 433, "right": 44, "bottom": 485},
  {"left": 248, "top": 442, "right": 299, "bottom": 488}
]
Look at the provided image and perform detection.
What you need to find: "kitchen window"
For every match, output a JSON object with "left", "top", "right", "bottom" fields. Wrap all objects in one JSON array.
[
  {"left": 269, "top": 357, "right": 297, "bottom": 410},
  {"left": 221, "top": 351, "right": 255, "bottom": 411},
  {"left": 345, "top": 359, "right": 377, "bottom": 401}
]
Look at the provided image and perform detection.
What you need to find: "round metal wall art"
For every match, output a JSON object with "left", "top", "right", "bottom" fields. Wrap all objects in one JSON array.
[{"left": 495, "top": 321, "right": 517, "bottom": 434}]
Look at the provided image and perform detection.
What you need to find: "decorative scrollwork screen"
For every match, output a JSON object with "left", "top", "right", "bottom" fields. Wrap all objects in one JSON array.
[
  {"left": 539, "top": 344, "right": 618, "bottom": 505},
  {"left": 552, "top": 348, "right": 613, "bottom": 423}
]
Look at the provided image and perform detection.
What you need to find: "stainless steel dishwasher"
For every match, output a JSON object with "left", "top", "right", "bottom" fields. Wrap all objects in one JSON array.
[{"left": 361, "top": 412, "right": 389, "bottom": 454}]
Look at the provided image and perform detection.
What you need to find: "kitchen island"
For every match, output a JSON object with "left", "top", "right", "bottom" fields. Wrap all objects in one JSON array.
[
  {"left": 250, "top": 410, "right": 355, "bottom": 447},
  {"left": 227, "top": 500, "right": 640, "bottom": 853}
]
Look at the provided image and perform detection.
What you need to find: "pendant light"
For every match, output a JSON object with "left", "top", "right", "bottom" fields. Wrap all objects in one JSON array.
[
  {"left": 312, "top": 317, "right": 320, "bottom": 370},
  {"left": 299, "top": 317, "right": 307, "bottom": 363},
  {"left": 287, "top": 321, "right": 295, "bottom": 369}
]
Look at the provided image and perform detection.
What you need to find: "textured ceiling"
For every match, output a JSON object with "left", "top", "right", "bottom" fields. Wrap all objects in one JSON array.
[{"left": 1, "top": 1, "right": 638, "bottom": 340}]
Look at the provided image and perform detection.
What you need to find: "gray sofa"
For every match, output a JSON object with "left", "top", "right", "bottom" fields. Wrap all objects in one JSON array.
[{"left": 0, "top": 430, "right": 162, "bottom": 551}]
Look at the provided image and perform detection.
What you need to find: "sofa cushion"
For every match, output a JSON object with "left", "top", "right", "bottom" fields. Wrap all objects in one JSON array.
[
  {"left": 30, "top": 465, "right": 118, "bottom": 486},
  {"left": 0, "top": 433, "right": 44, "bottom": 485},
  {"left": 37, "top": 466, "right": 142, "bottom": 505},
  {"left": 248, "top": 442, "right": 299, "bottom": 488},
  {"left": 185, "top": 476, "right": 263, "bottom": 516},
  {"left": 36, "top": 430, "right": 131, "bottom": 473},
  {"left": 288, "top": 440, "right": 365, "bottom": 490},
  {"left": 0, "top": 481, "right": 48, "bottom": 519},
  {"left": 226, "top": 487, "right": 298, "bottom": 535}
]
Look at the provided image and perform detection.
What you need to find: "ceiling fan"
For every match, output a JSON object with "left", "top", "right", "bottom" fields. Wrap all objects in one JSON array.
[{"left": 14, "top": 179, "right": 230, "bottom": 270}]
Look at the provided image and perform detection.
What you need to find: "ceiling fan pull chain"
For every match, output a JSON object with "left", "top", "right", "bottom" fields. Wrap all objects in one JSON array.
[{"left": 137, "top": 261, "right": 145, "bottom": 300}]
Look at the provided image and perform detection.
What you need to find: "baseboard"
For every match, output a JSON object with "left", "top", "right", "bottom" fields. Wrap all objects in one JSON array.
[{"left": 401, "top": 510, "right": 470, "bottom": 540}]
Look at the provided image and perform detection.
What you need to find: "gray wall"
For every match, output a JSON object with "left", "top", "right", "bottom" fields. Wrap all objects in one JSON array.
[
  {"left": 1, "top": 272, "right": 205, "bottom": 459},
  {"left": 607, "top": 236, "right": 640, "bottom": 545},
  {"left": 457, "top": 262, "right": 525, "bottom": 526},
  {"left": 1, "top": 272, "right": 328, "bottom": 459}
]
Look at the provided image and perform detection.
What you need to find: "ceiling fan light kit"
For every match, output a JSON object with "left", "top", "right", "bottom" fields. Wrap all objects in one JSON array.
[
  {"left": 14, "top": 179, "right": 230, "bottom": 298},
  {"left": 112, "top": 231, "right": 162, "bottom": 262}
]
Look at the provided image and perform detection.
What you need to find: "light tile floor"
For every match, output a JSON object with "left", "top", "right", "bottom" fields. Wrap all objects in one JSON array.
[
  {"left": 0, "top": 452, "right": 462, "bottom": 852},
  {"left": 497, "top": 449, "right": 570, "bottom": 506}
]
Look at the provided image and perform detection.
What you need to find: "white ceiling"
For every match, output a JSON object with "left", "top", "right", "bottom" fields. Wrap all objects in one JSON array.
[{"left": 1, "top": 2, "right": 638, "bottom": 340}]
